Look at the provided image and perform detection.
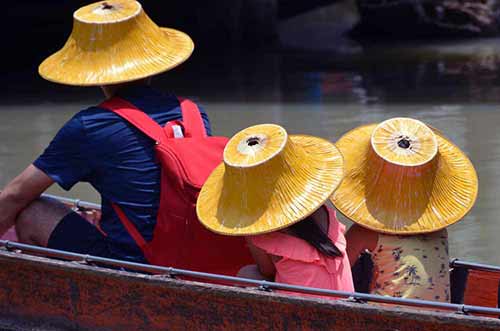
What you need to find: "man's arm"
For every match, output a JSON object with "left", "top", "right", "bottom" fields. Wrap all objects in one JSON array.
[{"left": 0, "top": 165, "right": 54, "bottom": 235}]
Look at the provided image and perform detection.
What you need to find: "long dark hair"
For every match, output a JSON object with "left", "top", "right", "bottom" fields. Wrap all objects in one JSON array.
[{"left": 288, "top": 216, "right": 342, "bottom": 258}]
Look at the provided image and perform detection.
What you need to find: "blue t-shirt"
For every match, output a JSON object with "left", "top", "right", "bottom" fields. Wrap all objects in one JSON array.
[{"left": 34, "top": 86, "right": 211, "bottom": 262}]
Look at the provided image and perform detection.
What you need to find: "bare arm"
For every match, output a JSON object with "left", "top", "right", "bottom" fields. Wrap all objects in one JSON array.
[
  {"left": 0, "top": 165, "right": 54, "bottom": 235},
  {"left": 345, "top": 223, "right": 378, "bottom": 266},
  {"left": 245, "top": 238, "right": 277, "bottom": 280}
]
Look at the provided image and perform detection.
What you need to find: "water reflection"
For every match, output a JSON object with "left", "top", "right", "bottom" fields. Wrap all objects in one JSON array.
[
  {"left": 2, "top": 38, "right": 500, "bottom": 264},
  {"left": 279, "top": 39, "right": 500, "bottom": 105}
]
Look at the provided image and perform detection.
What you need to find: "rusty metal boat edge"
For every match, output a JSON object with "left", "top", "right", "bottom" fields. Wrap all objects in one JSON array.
[{"left": 1, "top": 248, "right": 499, "bottom": 331}]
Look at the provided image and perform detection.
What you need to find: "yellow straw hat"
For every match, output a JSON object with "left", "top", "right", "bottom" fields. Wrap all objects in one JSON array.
[
  {"left": 197, "top": 124, "right": 344, "bottom": 236},
  {"left": 331, "top": 117, "right": 478, "bottom": 235},
  {"left": 39, "top": 0, "right": 194, "bottom": 86}
]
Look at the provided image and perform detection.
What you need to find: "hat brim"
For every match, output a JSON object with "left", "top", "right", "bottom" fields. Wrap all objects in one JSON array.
[
  {"left": 331, "top": 124, "right": 478, "bottom": 234},
  {"left": 38, "top": 28, "right": 193, "bottom": 86},
  {"left": 197, "top": 135, "right": 344, "bottom": 236}
]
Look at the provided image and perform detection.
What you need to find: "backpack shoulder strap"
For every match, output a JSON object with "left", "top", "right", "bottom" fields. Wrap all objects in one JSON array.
[
  {"left": 177, "top": 97, "right": 207, "bottom": 138},
  {"left": 100, "top": 97, "right": 166, "bottom": 144}
]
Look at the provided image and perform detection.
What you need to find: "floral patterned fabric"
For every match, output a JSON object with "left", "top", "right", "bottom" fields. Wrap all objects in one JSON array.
[{"left": 369, "top": 229, "right": 450, "bottom": 302}]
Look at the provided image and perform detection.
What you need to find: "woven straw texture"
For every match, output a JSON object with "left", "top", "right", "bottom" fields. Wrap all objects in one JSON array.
[
  {"left": 39, "top": 0, "right": 193, "bottom": 86},
  {"left": 197, "top": 124, "right": 344, "bottom": 236},
  {"left": 331, "top": 118, "right": 478, "bottom": 235}
]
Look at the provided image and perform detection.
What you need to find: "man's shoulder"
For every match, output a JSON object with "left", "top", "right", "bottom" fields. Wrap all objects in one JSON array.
[
  {"left": 71, "top": 94, "right": 209, "bottom": 134},
  {"left": 74, "top": 105, "right": 120, "bottom": 120},
  {"left": 72, "top": 104, "right": 134, "bottom": 130}
]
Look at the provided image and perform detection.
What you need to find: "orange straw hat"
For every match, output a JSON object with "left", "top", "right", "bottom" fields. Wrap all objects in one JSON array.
[
  {"left": 197, "top": 124, "right": 344, "bottom": 236},
  {"left": 331, "top": 117, "right": 478, "bottom": 235},
  {"left": 39, "top": 0, "right": 194, "bottom": 86}
]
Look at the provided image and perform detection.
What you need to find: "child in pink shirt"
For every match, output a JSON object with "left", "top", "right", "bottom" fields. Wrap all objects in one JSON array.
[
  {"left": 196, "top": 123, "right": 353, "bottom": 299},
  {"left": 240, "top": 205, "right": 354, "bottom": 299}
]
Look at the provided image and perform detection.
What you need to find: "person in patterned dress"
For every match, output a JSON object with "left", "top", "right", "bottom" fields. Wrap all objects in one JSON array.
[{"left": 330, "top": 117, "right": 478, "bottom": 302}]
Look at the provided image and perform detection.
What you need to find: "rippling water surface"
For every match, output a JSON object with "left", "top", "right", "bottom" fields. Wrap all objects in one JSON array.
[{"left": 2, "top": 37, "right": 500, "bottom": 264}]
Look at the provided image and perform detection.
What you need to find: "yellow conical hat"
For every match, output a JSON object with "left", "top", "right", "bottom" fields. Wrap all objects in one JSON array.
[
  {"left": 331, "top": 117, "right": 478, "bottom": 235},
  {"left": 39, "top": 0, "right": 194, "bottom": 86},
  {"left": 197, "top": 124, "right": 344, "bottom": 236}
]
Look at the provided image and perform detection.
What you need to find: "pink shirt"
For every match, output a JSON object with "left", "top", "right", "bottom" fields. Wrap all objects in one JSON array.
[{"left": 249, "top": 207, "right": 354, "bottom": 299}]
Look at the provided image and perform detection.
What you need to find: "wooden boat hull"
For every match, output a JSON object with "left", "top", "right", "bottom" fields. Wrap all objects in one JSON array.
[{"left": 1, "top": 249, "right": 499, "bottom": 331}]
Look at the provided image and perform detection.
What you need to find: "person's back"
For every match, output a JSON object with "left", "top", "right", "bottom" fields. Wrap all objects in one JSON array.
[
  {"left": 33, "top": 85, "right": 210, "bottom": 262},
  {"left": 247, "top": 206, "right": 354, "bottom": 299},
  {"left": 347, "top": 224, "right": 450, "bottom": 301},
  {"left": 371, "top": 229, "right": 450, "bottom": 301}
]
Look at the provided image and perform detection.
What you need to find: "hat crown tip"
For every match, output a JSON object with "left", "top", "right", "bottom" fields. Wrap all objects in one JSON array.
[
  {"left": 224, "top": 124, "right": 288, "bottom": 168},
  {"left": 371, "top": 117, "right": 438, "bottom": 167},
  {"left": 74, "top": 0, "right": 142, "bottom": 24}
]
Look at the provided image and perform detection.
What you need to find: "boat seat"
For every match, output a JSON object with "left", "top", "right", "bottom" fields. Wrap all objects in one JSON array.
[{"left": 451, "top": 265, "right": 500, "bottom": 309}]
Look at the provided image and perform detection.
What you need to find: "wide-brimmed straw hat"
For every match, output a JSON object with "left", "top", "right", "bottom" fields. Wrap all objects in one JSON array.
[
  {"left": 331, "top": 117, "right": 478, "bottom": 235},
  {"left": 39, "top": 0, "right": 194, "bottom": 86},
  {"left": 197, "top": 124, "right": 344, "bottom": 236}
]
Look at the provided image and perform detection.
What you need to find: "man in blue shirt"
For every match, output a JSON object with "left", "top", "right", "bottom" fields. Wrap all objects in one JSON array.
[{"left": 0, "top": 1, "right": 205, "bottom": 263}]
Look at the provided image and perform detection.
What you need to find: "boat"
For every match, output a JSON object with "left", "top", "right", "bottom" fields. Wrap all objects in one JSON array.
[
  {"left": 1, "top": 194, "right": 500, "bottom": 330},
  {"left": 350, "top": 0, "right": 500, "bottom": 39}
]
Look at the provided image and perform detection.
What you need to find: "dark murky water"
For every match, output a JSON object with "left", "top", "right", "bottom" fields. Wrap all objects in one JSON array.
[{"left": 2, "top": 33, "right": 500, "bottom": 264}]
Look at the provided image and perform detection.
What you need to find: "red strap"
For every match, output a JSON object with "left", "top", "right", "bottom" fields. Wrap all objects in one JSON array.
[
  {"left": 101, "top": 97, "right": 206, "bottom": 140},
  {"left": 112, "top": 203, "right": 148, "bottom": 250},
  {"left": 100, "top": 97, "right": 166, "bottom": 144},
  {"left": 177, "top": 97, "right": 207, "bottom": 138}
]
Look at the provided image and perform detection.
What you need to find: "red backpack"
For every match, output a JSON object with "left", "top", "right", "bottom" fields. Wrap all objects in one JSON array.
[{"left": 100, "top": 97, "right": 253, "bottom": 276}]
